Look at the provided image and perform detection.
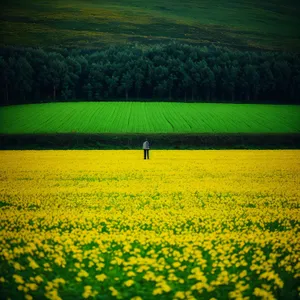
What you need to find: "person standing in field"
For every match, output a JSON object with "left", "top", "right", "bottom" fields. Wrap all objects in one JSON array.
[{"left": 143, "top": 139, "right": 150, "bottom": 160}]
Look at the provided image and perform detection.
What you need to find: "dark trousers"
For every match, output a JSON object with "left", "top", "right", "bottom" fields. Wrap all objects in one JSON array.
[{"left": 144, "top": 149, "right": 149, "bottom": 159}]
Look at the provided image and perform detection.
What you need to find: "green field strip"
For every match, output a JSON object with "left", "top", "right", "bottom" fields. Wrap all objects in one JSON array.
[
  {"left": 111, "top": 104, "right": 124, "bottom": 132},
  {"left": 179, "top": 105, "right": 208, "bottom": 132},
  {"left": 209, "top": 105, "right": 243, "bottom": 132},
  {"left": 215, "top": 109, "right": 241, "bottom": 133},
  {"left": 37, "top": 104, "right": 75, "bottom": 133},
  {"left": 226, "top": 109, "right": 259, "bottom": 133},
  {"left": 141, "top": 102, "right": 152, "bottom": 133},
  {"left": 143, "top": 102, "right": 153, "bottom": 133},
  {"left": 55, "top": 108, "right": 81, "bottom": 133},
  {"left": 109, "top": 103, "right": 123, "bottom": 132},
  {"left": 1, "top": 102, "right": 300, "bottom": 134},
  {"left": 78, "top": 105, "right": 99, "bottom": 132},
  {"left": 126, "top": 102, "right": 133, "bottom": 130},
  {"left": 100, "top": 103, "right": 119, "bottom": 132},
  {"left": 102, "top": 103, "right": 120, "bottom": 132},
  {"left": 170, "top": 103, "right": 194, "bottom": 132},
  {"left": 237, "top": 106, "right": 298, "bottom": 133},
  {"left": 161, "top": 111, "right": 175, "bottom": 133},
  {"left": 242, "top": 110, "right": 275, "bottom": 133},
  {"left": 40, "top": 105, "right": 76, "bottom": 133},
  {"left": 139, "top": 103, "right": 149, "bottom": 133},
  {"left": 178, "top": 104, "right": 205, "bottom": 130},
  {"left": 115, "top": 104, "right": 129, "bottom": 133},
  {"left": 140, "top": 102, "right": 153, "bottom": 133},
  {"left": 206, "top": 111, "right": 229, "bottom": 132},
  {"left": 128, "top": 103, "right": 140, "bottom": 133},
  {"left": 78, "top": 104, "right": 103, "bottom": 133},
  {"left": 90, "top": 104, "right": 107, "bottom": 132},
  {"left": 151, "top": 103, "right": 173, "bottom": 133},
  {"left": 111, "top": 104, "right": 122, "bottom": 132},
  {"left": 265, "top": 108, "right": 300, "bottom": 132},
  {"left": 164, "top": 103, "right": 185, "bottom": 132},
  {"left": 189, "top": 109, "right": 216, "bottom": 133},
  {"left": 127, "top": 102, "right": 137, "bottom": 132},
  {"left": 147, "top": 103, "right": 164, "bottom": 133},
  {"left": 187, "top": 105, "right": 216, "bottom": 132},
  {"left": 120, "top": 104, "right": 133, "bottom": 133}
]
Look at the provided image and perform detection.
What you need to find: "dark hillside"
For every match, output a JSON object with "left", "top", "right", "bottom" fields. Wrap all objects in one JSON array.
[{"left": 1, "top": 0, "right": 300, "bottom": 51}]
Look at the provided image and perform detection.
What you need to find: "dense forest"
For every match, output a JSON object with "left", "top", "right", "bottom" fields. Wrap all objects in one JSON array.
[{"left": 0, "top": 43, "right": 299, "bottom": 106}]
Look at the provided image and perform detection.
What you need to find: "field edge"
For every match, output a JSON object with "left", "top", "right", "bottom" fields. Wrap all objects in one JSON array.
[{"left": 1, "top": 133, "right": 300, "bottom": 150}]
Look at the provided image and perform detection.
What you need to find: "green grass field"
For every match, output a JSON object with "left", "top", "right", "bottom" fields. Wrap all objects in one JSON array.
[
  {"left": 0, "top": 102, "right": 299, "bottom": 134},
  {"left": 1, "top": 0, "right": 300, "bottom": 51}
]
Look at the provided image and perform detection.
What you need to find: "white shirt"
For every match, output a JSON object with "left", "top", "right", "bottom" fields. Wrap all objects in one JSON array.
[{"left": 143, "top": 141, "right": 150, "bottom": 149}]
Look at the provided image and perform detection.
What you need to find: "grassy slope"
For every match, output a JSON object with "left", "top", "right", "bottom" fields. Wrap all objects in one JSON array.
[
  {"left": 1, "top": 0, "right": 300, "bottom": 51},
  {"left": 0, "top": 102, "right": 299, "bottom": 134}
]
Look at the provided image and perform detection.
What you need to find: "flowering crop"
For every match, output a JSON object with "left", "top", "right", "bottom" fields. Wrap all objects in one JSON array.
[{"left": 0, "top": 150, "right": 299, "bottom": 300}]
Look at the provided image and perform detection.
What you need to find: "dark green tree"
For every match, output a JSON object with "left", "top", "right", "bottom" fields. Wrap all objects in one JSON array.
[
  {"left": 46, "top": 53, "right": 67, "bottom": 101},
  {"left": 0, "top": 57, "right": 11, "bottom": 105},
  {"left": 120, "top": 71, "right": 133, "bottom": 100}
]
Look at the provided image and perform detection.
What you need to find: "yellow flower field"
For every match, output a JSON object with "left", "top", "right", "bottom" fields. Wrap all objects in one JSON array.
[{"left": 0, "top": 150, "right": 299, "bottom": 300}]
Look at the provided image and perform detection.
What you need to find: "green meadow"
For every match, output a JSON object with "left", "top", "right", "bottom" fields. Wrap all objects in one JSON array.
[
  {"left": 1, "top": 0, "right": 300, "bottom": 51},
  {"left": 0, "top": 102, "right": 299, "bottom": 134}
]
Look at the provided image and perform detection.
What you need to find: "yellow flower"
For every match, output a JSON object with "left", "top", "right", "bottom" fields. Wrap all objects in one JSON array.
[
  {"left": 26, "top": 283, "right": 38, "bottom": 291},
  {"left": 82, "top": 285, "right": 98, "bottom": 298},
  {"left": 239, "top": 270, "right": 247, "bottom": 278},
  {"left": 35, "top": 275, "right": 44, "bottom": 283},
  {"left": 13, "top": 262, "right": 25, "bottom": 271},
  {"left": 127, "top": 271, "right": 136, "bottom": 277},
  {"left": 53, "top": 278, "right": 66, "bottom": 286},
  {"left": 161, "top": 283, "right": 171, "bottom": 293},
  {"left": 109, "top": 287, "right": 119, "bottom": 297},
  {"left": 13, "top": 274, "right": 24, "bottom": 284},
  {"left": 78, "top": 270, "right": 89, "bottom": 278},
  {"left": 0, "top": 150, "right": 299, "bottom": 299},
  {"left": 124, "top": 279, "right": 135, "bottom": 287},
  {"left": 253, "top": 287, "right": 276, "bottom": 300},
  {"left": 95, "top": 274, "right": 107, "bottom": 282},
  {"left": 153, "top": 288, "right": 163, "bottom": 295},
  {"left": 45, "top": 289, "right": 62, "bottom": 300},
  {"left": 174, "top": 291, "right": 185, "bottom": 299},
  {"left": 27, "top": 257, "right": 39, "bottom": 269}
]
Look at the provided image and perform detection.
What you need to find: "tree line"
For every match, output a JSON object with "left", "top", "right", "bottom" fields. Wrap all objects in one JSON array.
[{"left": 0, "top": 43, "right": 299, "bottom": 106}]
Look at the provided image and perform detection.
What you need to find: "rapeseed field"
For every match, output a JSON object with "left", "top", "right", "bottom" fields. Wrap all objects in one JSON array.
[{"left": 0, "top": 150, "right": 299, "bottom": 299}]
